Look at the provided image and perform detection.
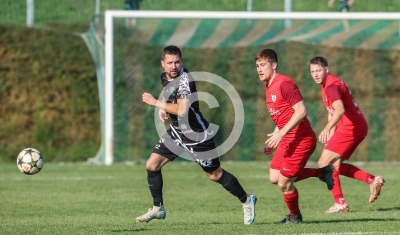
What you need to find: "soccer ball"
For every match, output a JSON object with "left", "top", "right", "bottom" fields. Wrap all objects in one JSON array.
[{"left": 16, "top": 148, "right": 44, "bottom": 175}]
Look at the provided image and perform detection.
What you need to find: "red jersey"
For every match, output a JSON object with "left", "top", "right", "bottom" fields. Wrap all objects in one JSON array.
[
  {"left": 266, "top": 73, "right": 314, "bottom": 140},
  {"left": 322, "top": 74, "right": 367, "bottom": 130}
]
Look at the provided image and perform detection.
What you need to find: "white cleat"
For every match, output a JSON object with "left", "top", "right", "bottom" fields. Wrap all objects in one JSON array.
[
  {"left": 369, "top": 176, "right": 385, "bottom": 203},
  {"left": 242, "top": 194, "right": 257, "bottom": 225},
  {"left": 325, "top": 203, "right": 350, "bottom": 213},
  {"left": 136, "top": 205, "right": 166, "bottom": 223}
]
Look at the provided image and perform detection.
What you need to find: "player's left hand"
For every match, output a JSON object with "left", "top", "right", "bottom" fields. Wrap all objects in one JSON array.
[
  {"left": 265, "top": 131, "right": 284, "bottom": 149},
  {"left": 142, "top": 92, "right": 157, "bottom": 106}
]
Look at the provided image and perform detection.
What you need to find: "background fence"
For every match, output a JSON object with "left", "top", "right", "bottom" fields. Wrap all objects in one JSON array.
[
  {"left": 0, "top": 0, "right": 399, "bottom": 163},
  {"left": 99, "top": 21, "right": 400, "bottom": 163}
]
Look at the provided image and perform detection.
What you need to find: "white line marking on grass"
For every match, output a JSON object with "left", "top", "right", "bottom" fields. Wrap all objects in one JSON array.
[
  {"left": 287, "top": 232, "right": 400, "bottom": 235},
  {"left": 10, "top": 176, "right": 117, "bottom": 181}
]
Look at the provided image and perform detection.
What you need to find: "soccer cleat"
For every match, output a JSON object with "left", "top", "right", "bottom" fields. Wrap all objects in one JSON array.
[
  {"left": 135, "top": 205, "right": 166, "bottom": 223},
  {"left": 369, "top": 176, "right": 385, "bottom": 203},
  {"left": 242, "top": 194, "right": 257, "bottom": 225},
  {"left": 275, "top": 213, "right": 303, "bottom": 224},
  {"left": 325, "top": 203, "right": 350, "bottom": 213},
  {"left": 319, "top": 164, "right": 335, "bottom": 190}
]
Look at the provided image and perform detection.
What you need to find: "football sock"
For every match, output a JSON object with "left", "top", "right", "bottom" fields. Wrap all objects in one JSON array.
[
  {"left": 147, "top": 169, "right": 163, "bottom": 207},
  {"left": 217, "top": 169, "right": 248, "bottom": 203},
  {"left": 283, "top": 189, "right": 300, "bottom": 215},
  {"left": 339, "top": 163, "right": 375, "bottom": 184},
  {"left": 295, "top": 168, "right": 321, "bottom": 182},
  {"left": 331, "top": 169, "right": 346, "bottom": 204}
]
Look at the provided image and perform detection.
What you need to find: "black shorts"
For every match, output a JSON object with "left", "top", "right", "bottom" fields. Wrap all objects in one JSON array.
[
  {"left": 339, "top": 2, "right": 350, "bottom": 12},
  {"left": 152, "top": 129, "right": 220, "bottom": 173}
]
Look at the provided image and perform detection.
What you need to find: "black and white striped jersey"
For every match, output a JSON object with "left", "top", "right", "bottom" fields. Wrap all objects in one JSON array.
[{"left": 160, "top": 68, "right": 213, "bottom": 144}]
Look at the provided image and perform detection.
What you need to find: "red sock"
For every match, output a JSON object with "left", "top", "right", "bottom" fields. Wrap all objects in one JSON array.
[
  {"left": 331, "top": 169, "right": 346, "bottom": 204},
  {"left": 283, "top": 189, "right": 300, "bottom": 215},
  {"left": 295, "top": 168, "right": 321, "bottom": 182},
  {"left": 339, "top": 163, "right": 374, "bottom": 184}
]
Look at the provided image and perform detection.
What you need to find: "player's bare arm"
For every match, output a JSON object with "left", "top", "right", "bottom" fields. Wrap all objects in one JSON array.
[
  {"left": 142, "top": 92, "right": 190, "bottom": 117},
  {"left": 319, "top": 99, "right": 344, "bottom": 143},
  {"left": 265, "top": 100, "right": 307, "bottom": 148},
  {"left": 157, "top": 98, "right": 169, "bottom": 122},
  {"left": 327, "top": 114, "right": 337, "bottom": 140}
]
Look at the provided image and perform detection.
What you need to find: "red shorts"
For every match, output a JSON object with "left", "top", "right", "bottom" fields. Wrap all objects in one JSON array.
[
  {"left": 324, "top": 126, "right": 368, "bottom": 159},
  {"left": 270, "top": 133, "right": 316, "bottom": 178}
]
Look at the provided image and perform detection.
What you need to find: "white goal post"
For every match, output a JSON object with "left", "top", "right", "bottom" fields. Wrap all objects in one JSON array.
[{"left": 103, "top": 10, "right": 400, "bottom": 165}]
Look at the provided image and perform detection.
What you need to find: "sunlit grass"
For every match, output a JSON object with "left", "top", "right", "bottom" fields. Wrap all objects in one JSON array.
[{"left": 1, "top": 161, "right": 399, "bottom": 234}]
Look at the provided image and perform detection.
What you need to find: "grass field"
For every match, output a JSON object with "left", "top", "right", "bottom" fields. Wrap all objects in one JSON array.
[{"left": 1, "top": 161, "right": 399, "bottom": 235}]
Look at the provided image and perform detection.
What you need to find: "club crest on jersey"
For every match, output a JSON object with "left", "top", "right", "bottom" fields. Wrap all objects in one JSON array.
[{"left": 271, "top": 93, "right": 277, "bottom": 102}]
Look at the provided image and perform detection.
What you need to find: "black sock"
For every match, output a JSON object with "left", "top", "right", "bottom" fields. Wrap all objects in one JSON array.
[
  {"left": 217, "top": 169, "right": 248, "bottom": 203},
  {"left": 147, "top": 169, "right": 163, "bottom": 206}
]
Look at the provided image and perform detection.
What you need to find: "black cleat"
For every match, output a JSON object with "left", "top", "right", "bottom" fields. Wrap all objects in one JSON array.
[
  {"left": 319, "top": 164, "right": 335, "bottom": 190},
  {"left": 275, "top": 213, "right": 303, "bottom": 224}
]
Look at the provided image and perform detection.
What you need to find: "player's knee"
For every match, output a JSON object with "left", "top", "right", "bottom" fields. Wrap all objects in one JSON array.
[
  {"left": 317, "top": 157, "right": 331, "bottom": 168},
  {"left": 277, "top": 182, "right": 291, "bottom": 192},
  {"left": 206, "top": 168, "right": 223, "bottom": 181},
  {"left": 269, "top": 171, "right": 279, "bottom": 184},
  {"left": 206, "top": 172, "right": 219, "bottom": 182},
  {"left": 269, "top": 178, "right": 278, "bottom": 184},
  {"left": 145, "top": 159, "right": 162, "bottom": 171},
  {"left": 145, "top": 162, "right": 156, "bottom": 171}
]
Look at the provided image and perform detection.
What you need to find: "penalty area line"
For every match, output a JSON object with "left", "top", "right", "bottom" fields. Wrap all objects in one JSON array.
[{"left": 284, "top": 232, "right": 400, "bottom": 235}]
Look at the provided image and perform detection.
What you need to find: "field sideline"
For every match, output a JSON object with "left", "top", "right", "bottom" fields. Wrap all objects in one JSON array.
[{"left": 1, "top": 161, "right": 399, "bottom": 235}]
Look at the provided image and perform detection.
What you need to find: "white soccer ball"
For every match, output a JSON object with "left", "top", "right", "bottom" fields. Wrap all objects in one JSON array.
[{"left": 16, "top": 148, "right": 44, "bottom": 175}]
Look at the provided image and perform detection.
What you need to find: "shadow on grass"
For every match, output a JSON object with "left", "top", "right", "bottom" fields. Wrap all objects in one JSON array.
[
  {"left": 111, "top": 228, "right": 147, "bottom": 232},
  {"left": 377, "top": 207, "right": 400, "bottom": 211}
]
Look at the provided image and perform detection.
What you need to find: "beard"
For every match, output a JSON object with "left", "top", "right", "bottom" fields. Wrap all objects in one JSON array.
[{"left": 167, "top": 70, "right": 179, "bottom": 79}]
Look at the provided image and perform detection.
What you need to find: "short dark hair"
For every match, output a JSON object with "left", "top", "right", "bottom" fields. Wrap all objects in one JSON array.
[
  {"left": 162, "top": 45, "right": 182, "bottom": 60},
  {"left": 309, "top": 56, "right": 328, "bottom": 67},
  {"left": 255, "top": 48, "right": 278, "bottom": 64}
]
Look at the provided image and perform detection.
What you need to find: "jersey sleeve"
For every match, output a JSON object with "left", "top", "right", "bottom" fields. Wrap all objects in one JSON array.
[
  {"left": 325, "top": 84, "right": 342, "bottom": 103},
  {"left": 280, "top": 81, "right": 303, "bottom": 106}
]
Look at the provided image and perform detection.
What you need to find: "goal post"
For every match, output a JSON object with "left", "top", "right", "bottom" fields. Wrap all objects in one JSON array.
[{"left": 93, "top": 10, "right": 400, "bottom": 165}]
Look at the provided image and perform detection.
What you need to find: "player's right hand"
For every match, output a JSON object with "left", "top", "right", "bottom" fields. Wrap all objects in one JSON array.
[
  {"left": 263, "top": 143, "right": 274, "bottom": 155},
  {"left": 318, "top": 128, "right": 331, "bottom": 144},
  {"left": 158, "top": 109, "right": 168, "bottom": 122}
]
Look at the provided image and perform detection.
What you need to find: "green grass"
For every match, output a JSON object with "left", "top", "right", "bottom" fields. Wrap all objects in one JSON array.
[{"left": 1, "top": 162, "right": 399, "bottom": 235}]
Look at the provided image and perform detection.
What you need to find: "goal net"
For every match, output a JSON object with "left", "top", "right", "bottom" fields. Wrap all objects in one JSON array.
[{"left": 83, "top": 10, "right": 400, "bottom": 165}]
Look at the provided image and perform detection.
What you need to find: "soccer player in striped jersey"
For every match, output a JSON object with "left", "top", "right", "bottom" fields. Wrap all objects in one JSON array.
[
  {"left": 138, "top": 45, "right": 257, "bottom": 225},
  {"left": 309, "top": 56, "right": 384, "bottom": 213}
]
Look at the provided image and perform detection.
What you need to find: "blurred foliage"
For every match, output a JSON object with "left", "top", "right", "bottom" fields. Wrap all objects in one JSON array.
[
  {"left": 0, "top": 25, "right": 100, "bottom": 162},
  {"left": 1, "top": 0, "right": 399, "bottom": 30}
]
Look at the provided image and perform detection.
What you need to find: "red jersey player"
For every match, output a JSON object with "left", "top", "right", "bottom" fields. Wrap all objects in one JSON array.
[
  {"left": 255, "top": 49, "right": 329, "bottom": 224},
  {"left": 309, "top": 56, "right": 385, "bottom": 213}
]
